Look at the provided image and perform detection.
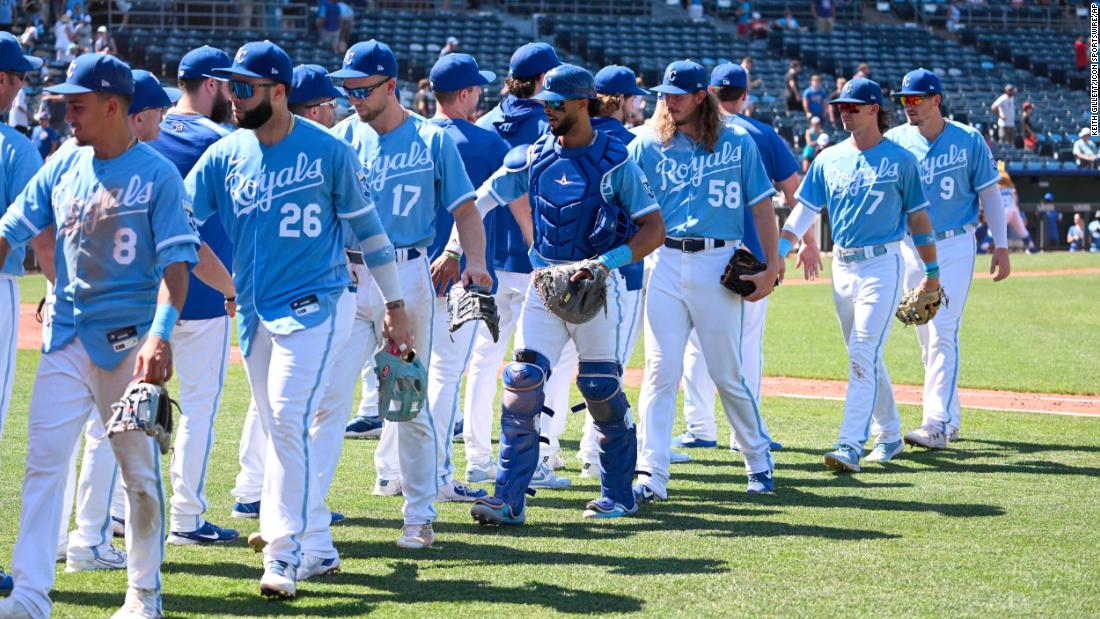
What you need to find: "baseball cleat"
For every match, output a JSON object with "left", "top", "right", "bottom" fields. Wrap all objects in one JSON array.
[
  {"left": 730, "top": 439, "right": 784, "bottom": 452},
  {"left": 947, "top": 426, "right": 960, "bottom": 443},
  {"left": 529, "top": 461, "right": 571, "bottom": 489},
  {"left": 582, "top": 497, "right": 638, "bottom": 519},
  {"left": 65, "top": 543, "right": 127, "bottom": 573},
  {"left": 0, "top": 568, "right": 11, "bottom": 597},
  {"left": 111, "top": 587, "right": 162, "bottom": 619},
  {"left": 578, "top": 461, "right": 598, "bottom": 478},
  {"left": 437, "top": 480, "right": 488, "bottom": 502},
  {"left": 823, "top": 443, "right": 862, "bottom": 473},
  {"left": 746, "top": 470, "right": 775, "bottom": 494},
  {"left": 543, "top": 450, "right": 566, "bottom": 470},
  {"left": 247, "top": 532, "right": 266, "bottom": 553},
  {"left": 0, "top": 597, "right": 33, "bottom": 618},
  {"left": 56, "top": 542, "right": 67, "bottom": 563},
  {"left": 231, "top": 500, "right": 260, "bottom": 519},
  {"left": 396, "top": 524, "right": 435, "bottom": 549},
  {"left": 470, "top": 497, "right": 525, "bottom": 526},
  {"left": 166, "top": 522, "right": 240, "bottom": 545},
  {"left": 672, "top": 431, "right": 717, "bottom": 449},
  {"left": 344, "top": 415, "right": 383, "bottom": 439},
  {"left": 465, "top": 459, "right": 497, "bottom": 484},
  {"left": 373, "top": 477, "right": 403, "bottom": 496},
  {"left": 632, "top": 482, "right": 662, "bottom": 503},
  {"left": 865, "top": 440, "right": 904, "bottom": 463},
  {"left": 330, "top": 511, "right": 346, "bottom": 525},
  {"left": 904, "top": 425, "right": 948, "bottom": 450},
  {"left": 112, "top": 515, "right": 126, "bottom": 537},
  {"left": 297, "top": 554, "right": 341, "bottom": 581},
  {"left": 670, "top": 450, "right": 691, "bottom": 464},
  {"left": 260, "top": 560, "right": 296, "bottom": 599},
  {"left": 452, "top": 420, "right": 464, "bottom": 442}
]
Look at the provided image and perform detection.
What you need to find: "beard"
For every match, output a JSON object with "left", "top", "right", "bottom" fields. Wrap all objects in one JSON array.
[
  {"left": 550, "top": 115, "right": 575, "bottom": 136},
  {"left": 238, "top": 99, "right": 274, "bottom": 129},
  {"left": 210, "top": 90, "right": 232, "bottom": 125}
]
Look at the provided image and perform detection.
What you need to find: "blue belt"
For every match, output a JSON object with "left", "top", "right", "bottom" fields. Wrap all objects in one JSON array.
[
  {"left": 346, "top": 247, "right": 422, "bottom": 265},
  {"left": 835, "top": 244, "right": 888, "bottom": 264},
  {"left": 935, "top": 226, "right": 970, "bottom": 241}
]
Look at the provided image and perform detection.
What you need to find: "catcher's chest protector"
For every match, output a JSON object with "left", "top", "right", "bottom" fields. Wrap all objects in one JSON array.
[{"left": 528, "top": 132, "right": 628, "bottom": 261}]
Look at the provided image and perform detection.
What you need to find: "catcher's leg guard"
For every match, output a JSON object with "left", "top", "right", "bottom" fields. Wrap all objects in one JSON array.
[
  {"left": 496, "top": 349, "right": 551, "bottom": 512},
  {"left": 577, "top": 361, "right": 636, "bottom": 509}
]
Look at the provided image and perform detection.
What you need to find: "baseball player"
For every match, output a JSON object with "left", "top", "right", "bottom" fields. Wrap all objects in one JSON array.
[
  {"left": 326, "top": 40, "right": 490, "bottom": 546},
  {"left": 885, "top": 68, "right": 1008, "bottom": 452},
  {"left": 673, "top": 63, "right": 821, "bottom": 457},
  {"left": 998, "top": 170, "right": 1038, "bottom": 253},
  {"left": 287, "top": 64, "right": 340, "bottom": 126},
  {"left": 422, "top": 53, "right": 509, "bottom": 501},
  {"left": 463, "top": 42, "right": 574, "bottom": 489},
  {"left": 631, "top": 61, "right": 780, "bottom": 503},
  {"left": 0, "top": 53, "right": 200, "bottom": 619},
  {"left": 185, "top": 41, "right": 411, "bottom": 597},
  {"left": 779, "top": 78, "right": 938, "bottom": 472},
  {"left": 0, "top": 32, "right": 44, "bottom": 597},
  {"left": 468, "top": 64, "right": 665, "bottom": 525}
]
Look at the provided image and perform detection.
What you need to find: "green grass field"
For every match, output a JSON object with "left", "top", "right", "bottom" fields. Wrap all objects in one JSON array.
[{"left": 3, "top": 252, "right": 1098, "bottom": 616}]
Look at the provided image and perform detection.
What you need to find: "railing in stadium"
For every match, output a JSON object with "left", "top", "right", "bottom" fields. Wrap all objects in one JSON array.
[
  {"left": 106, "top": 0, "right": 311, "bottom": 33},
  {"left": 492, "top": 0, "right": 652, "bottom": 16}
]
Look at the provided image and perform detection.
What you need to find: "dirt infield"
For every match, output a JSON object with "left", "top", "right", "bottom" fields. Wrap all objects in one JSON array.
[{"left": 18, "top": 299, "right": 1100, "bottom": 417}]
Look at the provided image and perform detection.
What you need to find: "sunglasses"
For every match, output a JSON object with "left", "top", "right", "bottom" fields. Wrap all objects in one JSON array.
[
  {"left": 229, "top": 80, "right": 280, "bottom": 99},
  {"left": 541, "top": 99, "right": 567, "bottom": 111},
  {"left": 306, "top": 100, "right": 337, "bottom": 109},
  {"left": 899, "top": 95, "right": 930, "bottom": 107},
  {"left": 834, "top": 102, "right": 865, "bottom": 114},
  {"left": 343, "top": 77, "right": 391, "bottom": 100}
]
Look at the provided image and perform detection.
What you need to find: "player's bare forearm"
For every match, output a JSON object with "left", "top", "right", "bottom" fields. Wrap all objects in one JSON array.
[
  {"left": 29, "top": 227, "right": 56, "bottom": 284},
  {"left": 453, "top": 201, "right": 487, "bottom": 271},
  {"left": 159, "top": 261, "right": 191, "bottom": 313},
  {"left": 907, "top": 211, "right": 940, "bottom": 289},
  {"left": 193, "top": 242, "right": 235, "bottom": 298},
  {"left": 627, "top": 210, "right": 666, "bottom": 261},
  {"left": 0, "top": 237, "right": 9, "bottom": 269},
  {"left": 507, "top": 194, "right": 534, "bottom": 248}
]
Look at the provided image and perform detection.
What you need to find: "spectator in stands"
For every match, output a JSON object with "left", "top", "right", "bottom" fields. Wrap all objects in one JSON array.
[
  {"left": 18, "top": 25, "right": 35, "bottom": 50},
  {"left": 31, "top": 108, "right": 58, "bottom": 158},
  {"left": 93, "top": 25, "right": 116, "bottom": 55},
  {"left": 802, "top": 132, "right": 829, "bottom": 172},
  {"left": 0, "top": 0, "right": 16, "bottom": 33},
  {"left": 113, "top": 0, "right": 132, "bottom": 31},
  {"left": 52, "top": 11, "right": 72, "bottom": 61},
  {"left": 740, "top": 56, "right": 763, "bottom": 91},
  {"left": 749, "top": 11, "right": 770, "bottom": 38},
  {"left": 828, "top": 76, "right": 846, "bottom": 126},
  {"left": 775, "top": 8, "right": 801, "bottom": 31},
  {"left": 990, "top": 84, "right": 1016, "bottom": 144},
  {"left": 413, "top": 78, "right": 435, "bottom": 117},
  {"left": 687, "top": 0, "right": 704, "bottom": 21},
  {"left": 734, "top": 1, "right": 752, "bottom": 36},
  {"left": 811, "top": 0, "right": 835, "bottom": 33},
  {"left": 802, "top": 73, "right": 826, "bottom": 121},
  {"left": 1067, "top": 214, "right": 1086, "bottom": 252},
  {"left": 853, "top": 63, "right": 871, "bottom": 81},
  {"left": 316, "top": 0, "right": 344, "bottom": 53},
  {"left": 1075, "top": 36, "right": 1088, "bottom": 72},
  {"left": 946, "top": 0, "right": 963, "bottom": 32},
  {"left": 440, "top": 36, "right": 459, "bottom": 58},
  {"left": 338, "top": 2, "right": 354, "bottom": 48},
  {"left": 784, "top": 60, "right": 801, "bottom": 112},
  {"left": 1072, "top": 127, "right": 1098, "bottom": 168},
  {"left": 1020, "top": 101, "right": 1036, "bottom": 151},
  {"left": 1089, "top": 211, "right": 1100, "bottom": 253},
  {"left": 803, "top": 115, "right": 822, "bottom": 148}
]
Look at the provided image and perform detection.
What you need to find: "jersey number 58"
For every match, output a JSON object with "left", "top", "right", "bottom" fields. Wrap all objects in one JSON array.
[{"left": 707, "top": 180, "right": 742, "bottom": 209}]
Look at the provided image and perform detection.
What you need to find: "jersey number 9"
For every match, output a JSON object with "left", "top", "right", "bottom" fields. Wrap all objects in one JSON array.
[
  {"left": 707, "top": 180, "right": 742, "bottom": 209},
  {"left": 939, "top": 176, "right": 955, "bottom": 200},
  {"left": 279, "top": 203, "right": 323, "bottom": 238}
]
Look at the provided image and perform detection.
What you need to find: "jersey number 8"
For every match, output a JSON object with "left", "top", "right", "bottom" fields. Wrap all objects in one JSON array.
[
  {"left": 707, "top": 180, "right": 742, "bottom": 209},
  {"left": 113, "top": 228, "right": 137, "bottom": 265},
  {"left": 279, "top": 203, "right": 323, "bottom": 238}
]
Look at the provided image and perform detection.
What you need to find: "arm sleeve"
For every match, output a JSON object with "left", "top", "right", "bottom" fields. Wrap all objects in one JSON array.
[
  {"left": 610, "top": 159, "right": 660, "bottom": 219},
  {"left": 434, "top": 131, "right": 477, "bottom": 213},
  {"left": 183, "top": 148, "right": 219, "bottom": 226},
  {"left": 781, "top": 202, "right": 818, "bottom": 240},
  {"left": 740, "top": 137, "right": 778, "bottom": 207},
  {"left": 151, "top": 172, "right": 201, "bottom": 270},
  {"left": 794, "top": 158, "right": 826, "bottom": 212},
  {"left": 901, "top": 159, "right": 930, "bottom": 214},
  {"left": 978, "top": 183, "right": 1007, "bottom": 248},
  {"left": 481, "top": 164, "right": 528, "bottom": 209}
]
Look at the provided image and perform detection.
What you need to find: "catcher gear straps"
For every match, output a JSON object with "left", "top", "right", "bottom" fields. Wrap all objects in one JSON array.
[
  {"left": 497, "top": 349, "right": 552, "bottom": 512},
  {"left": 577, "top": 361, "right": 637, "bottom": 509}
]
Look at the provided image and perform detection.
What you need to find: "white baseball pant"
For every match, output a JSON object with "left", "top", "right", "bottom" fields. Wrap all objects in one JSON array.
[
  {"left": 231, "top": 398, "right": 265, "bottom": 505},
  {"left": 832, "top": 244, "right": 904, "bottom": 448},
  {"left": 898, "top": 232, "right": 976, "bottom": 433},
  {"left": 66, "top": 415, "right": 123, "bottom": 553},
  {"left": 0, "top": 277, "right": 17, "bottom": 447},
  {"left": 541, "top": 339, "right": 577, "bottom": 461},
  {"left": 354, "top": 356, "right": 379, "bottom": 418},
  {"left": 425, "top": 287, "right": 477, "bottom": 484},
  {"left": 637, "top": 244, "right": 773, "bottom": 498},
  {"left": 241, "top": 292, "right": 352, "bottom": 569},
  {"left": 9, "top": 338, "right": 165, "bottom": 619}
]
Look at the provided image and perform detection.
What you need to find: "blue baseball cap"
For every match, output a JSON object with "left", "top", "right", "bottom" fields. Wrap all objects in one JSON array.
[
  {"left": 710, "top": 62, "right": 747, "bottom": 89},
  {"left": 46, "top": 53, "right": 133, "bottom": 96},
  {"left": 177, "top": 45, "right": 231, "bottom": 80},
  {"left": 129, "top": 70, "right": 172, "bottom": 114},
  {"left": 288, "top": 64, "right": 342, "bottom": 105},
  {"left": 509, "top": 42, "right": 560, "bottom": 79},
  {"left": 0, "top": 31, "right": 43, "bottom": 73},
  {"left": 830, "top": 77, "right": 883, "bottom": 106},
  {"left": 594, "top": 65, "right": 647, "bottom": 96},
  {"left": 650, "top": 60, "right": 707, "bottom": 95},
  {"left": 210, "top": 41, "right": 293, "bottom": 84},
  {"left": 530, "top": 64, "right": 596, "bottom": 102},
  {"left": 328, "top": 40, "right": 397, "bottom": 80},
  {"left": 896, "top": 68, "right": 943, "bottom": 97},
  {"left": 1043, "top": 192, "right": 1054, "bottom": 201},
  {"left": 164, "top": 87, "right": 182, "bottom": 104},
  {"left": 430, "top": 53, "right": 495, "bottom": 92}
]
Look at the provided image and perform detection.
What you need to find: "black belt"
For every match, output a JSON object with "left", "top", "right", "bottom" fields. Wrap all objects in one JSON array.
[
  {"left": 664, "top": 238, "right": 726, "bottom": 253},
  {"left": 346, "top": 248, "right": 422, "bottom": 265}
]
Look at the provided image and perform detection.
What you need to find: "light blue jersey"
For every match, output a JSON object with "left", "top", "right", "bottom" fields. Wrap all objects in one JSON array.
[
  {"left": 884, "top": 120, "right": 998, "bottom": 232},
  {"left": 796, "top": 138, "right": 929, "bottom": 248},
  {"left": 330, "top": 113, "right": 476, "bottom": 249},
  {"left": 628, "top": 124, "right": 776, "bottom": 241},
  {"left": 186, "top": 118, "right": 390, "bottom": 356},
  {"left": 0, "top": 124, "right": 44, "bottom": 276},
  {"left": 0, "top": 143, "right": 200, "bottom": 369}
]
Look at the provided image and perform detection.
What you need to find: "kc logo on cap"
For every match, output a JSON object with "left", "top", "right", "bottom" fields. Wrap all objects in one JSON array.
[
  {"left": 344, "top": 50, "right": 355, "bottom": 65},
  {"left": 235, "top": 48, "right": 247, "bottom": 64},
  {"left": 903, "top": 75, "right": 911, "bottom": 88},
  {"left": 666, "top": 68, "right": 677, "bottom": 82}
]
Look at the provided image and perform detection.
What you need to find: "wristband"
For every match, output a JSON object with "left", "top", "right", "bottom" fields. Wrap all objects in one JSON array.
[
  {"left": 149, "top": 303, "right": 179, "bottom": 342},
  {"left": 912, "top": 232, "right": 936, "bottom": 247},
  {"left": 444, "top": 249, "right": 461, "bottom": 261},
  {"left": 777, "top": 237, "right": 793, "bottom": 258},
  {"left": 924, "top": 261, "right": 940, "bottom": 278},
  {"left": 595, "top": 245, "right": 633, "bottom": 271}
]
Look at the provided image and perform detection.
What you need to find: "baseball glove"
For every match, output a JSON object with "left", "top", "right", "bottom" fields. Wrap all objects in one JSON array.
[
  {"left": 531, "top": 259, "right": 608, "bottom": 324},
  {"left": 374, "top": 345, "right": 427, "bottom": 422},
  {"left": 720, "top": 248, "right": 776, "bottom": 296},
  {"left": 895, "top": 286, "right": 948, "bottom": 326},
  {"left": 106, "top": 381, "right": 177, "bottom": 455},
  {"left": 448, "top": 285, "right": 500, "bottom": 342}
]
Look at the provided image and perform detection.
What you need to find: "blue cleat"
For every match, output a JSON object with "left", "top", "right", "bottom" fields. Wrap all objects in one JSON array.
[
  {"left": 452, "top": 420, "right": 464, "bottom": 442},
  {"left": 582, "top": 497, "right": 638, "bottom": 519},
  {"left": 865, "top": 440, "right": 904, "bottom": 463},
  {"left": 632, "top": 482, "right": 662, "bottom": 504},
  {"left": 330, "top": 511, "right": 346, "bottom": 525},
  {"left": 823, "top": 443, "right": 862, "bottom": 473},
  {"left": 231, "top": 500, "right": 260, "bottom": 519},
  {"left": 345, "top": 415, "right": 383, "bottom": 439},
  {"left": 0, "top": 569, "right": 11, "bottom": 597},
  {"left": 470, "top": 497, "right": 525, "bottom": 526},
  {"left": 672, "top": 431, "right": 717, "bottom": 449},
  {"left": 438, "top": 481, "right": 488, "bottom": 502},
  {"left": 746, "top": 470, "right": 775, "bottom": 494},
  {"left": 730, "top": 440, "right": 784, "bottom": 452},
  {"left": 166, "top": 521, "right": 240, "bottom": 545}
]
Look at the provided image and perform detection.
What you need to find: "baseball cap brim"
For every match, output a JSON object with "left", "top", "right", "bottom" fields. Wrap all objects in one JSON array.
[
  {"left": 44, "top": 83, "right": 95, "bottom": 94},
  {"left": 829, "top": 96, "right": 869, "bottom": 104},
  {"left": 602, "top": 83, "right": 648, "bottom": 97},
  {"left": 530, "top": 90, "right": 568, "bottom": 102},
  {"left": 196, "top": 73, "right": 228, "bottom": 81},
  {"left": 327, "top": 68, "right": 374, "bottom": 79},
  {"left": 164, "top": 87, "right": 182, "bottom": 104},
  {"left": 649, "top": 84, "right": 693, "bottom": 95},
  {"left": 209, "top": 67, "right": 265, "bottom": 80},
  {"left": 13, "top": 55, "right": 44, "bottom": 72},
  {"left": 894, "top": 89, "right": 937, "bottom": 96},
  {"left": 475, "top": 69, "right": 496, "bottom": 85}
]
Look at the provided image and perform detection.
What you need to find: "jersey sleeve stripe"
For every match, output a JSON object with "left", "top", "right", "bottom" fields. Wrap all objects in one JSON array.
[
  {"left": 486, "top": 186, "right": 508, "bottom": 209},
  {"left": 747, "top": 187, "right": 778, "bottom": 207},
  {"left": 631, "top": 203, "right": 661, "bottom": 219},
  {"left": 796, "top": 195, "right": 824, "bottom": 213},
  {"left": 337, "top": 203, "right": 376, "bottom": 219},
  {"left": 155, "top": 233, "right": 201, "bottom": 252},
  {"left": 905, "top": 201, "right": 931, "bottom": 214},
  {"left": 11, "top": 210, "right": 42, "bottom": 236},
  {"left": 444, "top": 191, "right": 477, "bottom": 213},
  {"left": 974, "top": 176, "right": 999, "bottom": 193}
]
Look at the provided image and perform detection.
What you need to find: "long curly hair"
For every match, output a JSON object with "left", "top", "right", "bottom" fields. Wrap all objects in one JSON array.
[{"left": 649, "top": 92, "right": 724, "bottom": 152}]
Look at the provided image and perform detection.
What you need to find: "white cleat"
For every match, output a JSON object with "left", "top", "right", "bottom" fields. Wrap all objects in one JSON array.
[
  {"left": 110, "top": 587, "right": 162, "bottom": 619},
  {"left": 66, "top": 543, "right": 127, "bottom": 573},
  {"left": 543, "top": 451, "right": 566, "bottom": 470},
  {"left": 578, "top": 461, "right": 598, "bottom": 478},
  {"left": 465, "top": 459, "right": 497, "bottom": 484},
  {"left": 297, "top": 554, "right": 341, "bottom": 581},
  {"left": 373, "top": 477, "right": 403, "bottom": 497},
  {"left": 260, "top": 560, "right": 297, "bottom": 599},
  {"left": 947, "top": 426, "right": 960, "bottom": 443},
  {"left": 0, "top": 597, "right": 35, "bottom": 619},
  {"left": 529, "top": 462, "right": 571, "bottom": 489},
  {"left": 396, "top": 523, "right": 435, "bottom": 549},
  {"left": 436, "top": 480, "right": 488, "bottom": 502},
  {"left": 904, "top": 425, "right": 948, "bottom": 450}
]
